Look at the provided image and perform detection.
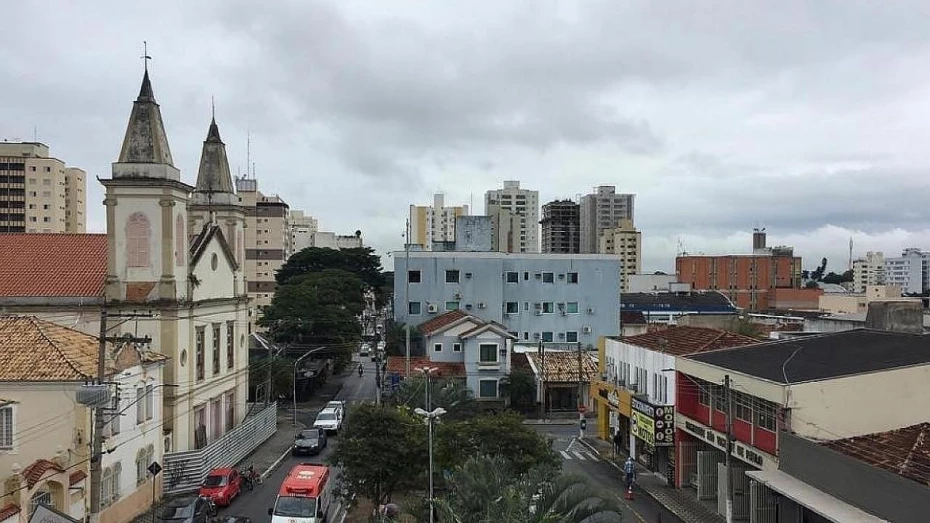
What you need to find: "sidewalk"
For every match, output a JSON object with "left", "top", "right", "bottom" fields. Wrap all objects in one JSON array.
[{"left": 581, "top": 437, "right": 725, "bottom": 523}]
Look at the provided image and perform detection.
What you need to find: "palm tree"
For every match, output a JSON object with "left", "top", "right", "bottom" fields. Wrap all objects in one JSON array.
[{"left": 432, "top": 456, "right": 624, "bottom": 523}]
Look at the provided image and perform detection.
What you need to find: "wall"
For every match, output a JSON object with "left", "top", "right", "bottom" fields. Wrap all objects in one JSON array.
[
  {"left": 779, "top": 432, "right": 930, "bottom": 523},
  {"left": 191, "top": 237, "right": 238, "bottom": 301},
  {"left": 454, "top": 216, "right": 493, "bottom": 252},
  {"left": 463, "top": 331, "right": 511, "bottom": 399},
  {"left": 604, "top": 338, "right": 675, "bottom": 405},
  {"left": 771, "top": 288, "right": 822, "bottom": 310},
  {"left": 817, "top": 294, "right": 865, "bottom": 315},
  {"left": 676, "top": 255, "right": 802, "bottom": 310},
  {"left": 394, "top": 252, "right": 621, "bottom": 344},
  {"left": 790, "top": 363, "right": 930, "bottom": 439}
]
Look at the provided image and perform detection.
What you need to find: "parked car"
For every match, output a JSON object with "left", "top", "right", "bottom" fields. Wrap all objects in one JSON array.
[
  {"left": 198, "top": 467, "right": 242, "bottom": 507},
  {"left": 313, "top": 407, "right": 343, "bottom": 435},
  {"left": 293, "top": 427, "right": 328, "bottom": 456},
  {"left": 156, "top": 496, "right": 214, "bottom": 523},
  {"left": 325, "top": 400, "right": 346, "bottom": 417},
  {"left": 359, "top": 343, "right": 371, "bottom": 356}
]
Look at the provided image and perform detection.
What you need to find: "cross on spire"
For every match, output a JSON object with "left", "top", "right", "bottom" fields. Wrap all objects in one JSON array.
[
  {"left": 211, "top": 95, "right": 215, "bottom": 120},
  {"left": 141, "top": 40, "right": 152, "bottom": 72}
]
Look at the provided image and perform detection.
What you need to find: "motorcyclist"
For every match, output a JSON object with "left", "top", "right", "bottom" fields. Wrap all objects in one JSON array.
[{"left": 358, "top": 362, "right": 364, "bottom": 377}]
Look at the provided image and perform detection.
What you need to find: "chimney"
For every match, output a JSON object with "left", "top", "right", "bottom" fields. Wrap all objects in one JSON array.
[{"left": 865, "top": 300, "right": 924, "bottom": 335}]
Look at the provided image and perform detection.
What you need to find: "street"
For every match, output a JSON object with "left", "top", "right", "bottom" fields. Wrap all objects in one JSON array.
[
  {"left": 215, "top": 356, "right": 380, "bottom": 523},
  {"left": 532, "top": 424, "right": 683, "bottom": 523}
]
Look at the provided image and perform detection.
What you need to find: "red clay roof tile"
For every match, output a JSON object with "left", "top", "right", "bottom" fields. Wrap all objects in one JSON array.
[
  {"left": 0, "top": 234, "right": 106, "bottom": 297},
  {"left": 0, "top": 316, "right": 117, "bottom": 381},
  {"left": 417, "top": 310, "right": 470, "bottom": 336},
  {"left": 526, "top": 351, "right": 598, "bottom": 382},
  {"left": 69, "top": 470, "right": 87, "bottom": 486},
  {"left": 823, "top": 422, "right": 930, "bottom": 487},
  {"left": 0, "top": 504, "right": 20, "bottom": 520},
  {"left": 618, "top": 326, "right": 759, "bottom": 356},
  {"left": 22, "top": 459, "right": 64, "bottom": 489}
]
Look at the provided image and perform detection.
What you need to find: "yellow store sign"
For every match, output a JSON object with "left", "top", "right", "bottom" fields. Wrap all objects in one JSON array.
[{"left": 631, "top": 409, "right": 655, "bottom": 446}]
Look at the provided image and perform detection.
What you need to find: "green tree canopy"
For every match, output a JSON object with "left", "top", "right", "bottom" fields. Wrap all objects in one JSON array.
[
  {"left": 821, "top": 270, "right": 854, "bottom": 285},
  {"left": 434, "top": 412, "right": 559, "bottom": 474},
  {"left": 390, "top": 377, "right": 478, "bottom": 421},
  {"left": 276, "top": 247, "right": 386, "bottom": 301},
  {"left": 327, "top": 403, "right": 426, "bottom": 506},
  {"left": 384, "top": 322, "right": 424, "bottom": 357}
]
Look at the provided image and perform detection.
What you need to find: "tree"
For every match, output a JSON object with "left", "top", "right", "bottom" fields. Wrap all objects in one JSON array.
[
  {"left": 275, "top": 246, "right": 388, "bottom": 305},
  {"left": 810, "top": 257, "right": 828, "bottom": 281},
  {"left": 427, "top": 456, "right": 624, "bottom": 523},
  {"left": 805, "top": 280, "right": 819, "bottom": 289},
  {"left": 248, "top": 355, "right": 296, "bottom": 400},
  {"left": 390, "top": 377, "right": 478, "bottom": 421},
  {"left": 384, "top": 322, "right": 423, "bottom": 357},
  {"left": 434, "top": 412, "right": 559, "bottom": 475},
  {"left": 327, "top": 403, "right": 426, "bottom": 507},
  {"left": 500, "top": 369, "right": 536, "bottom": 413},
  {"left": 822, "top": 270, "right": 854, "bottom": 285}
]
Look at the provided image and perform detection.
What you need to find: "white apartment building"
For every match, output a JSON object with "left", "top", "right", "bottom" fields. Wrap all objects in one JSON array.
[
  {"left": 0, "top": 142, "right": 86, "bottom": 233},
  {"left": 597, "top": 219, "right": 642, "bottom": 292},
  {"left": 289, "top": 210, "right": 318, "bottom": 252},
  {"left": 579, "top": 186, "right": 635, "bottom": 254},
  {"left": 484, "top": 181, "right": 539, "bottom": 253},
  {"left": 852, "top": 251, "right": 885, "bottom": 293},
  {"left": 884, "top": 248, "right": 929, "bottom": 294},
  {"left": 409, "top": 193, "right": 468, "bottom": 249}
]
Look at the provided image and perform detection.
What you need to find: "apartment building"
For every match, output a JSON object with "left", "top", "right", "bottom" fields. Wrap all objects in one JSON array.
[
  {"left": 579, "top": 186, "right": 634, "bottom": 254},
  {"left": 289, "top": 210, "right": 318, "bottom": 252},
  {"left": 484, "top": 180, "right": 539, "bottom": 252},
  {"left": 409, "top": 193, "right": 468, "bottom": 249},
  {"left": 597, "top": 218, "right": 641, "bottom": 292},
  {"left": 676, "top": 230, "right": 806, "bottom": 311},
  {"left": 884, "top": 248, "right": 929, "bottom": 294},
  {"left": 540, "top": 199, "right": 580, "bottom": 253},
  {"left": 852, "top": 251, "right": 885, "bottom": 293},
  {"left": 0, "top": 142, "right": 86, "bottom": 233},
  {"left": 237, "top": 177, "right": 291, "bottom": 326},
  {"left": 393, "top": 250, "right": 621, "bottom": 345}
]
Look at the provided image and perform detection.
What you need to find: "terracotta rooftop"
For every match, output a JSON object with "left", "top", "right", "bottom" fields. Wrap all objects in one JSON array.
[
  {"left": 69, "top": 470, "right": 87, "bottom": 486},
  {"left": 617, "top": 326, "right": 759, "bottom": 356},
  {"left": 526, "top": 351, "right": 598, "bottom": 382},
  {"left": 0, "top": 234, "right": 107, "bottom": 297},
  {"left": 0, "top": 504, "right": 20, "bottom": 521},
  {"left": 823, "top": 423, "right": 930, "bottom": 487},
  {"left": 0, "top": 316, "right": 117, "bottom": 381},
  {"left": 385, "top": 356, "right": 466, "bottom": 378},
  {"left": 22, "top": 458, "right": 64, "bottom": 488},
  {"left": 417, "top": 310, "right": 470, "bottom": 336}
]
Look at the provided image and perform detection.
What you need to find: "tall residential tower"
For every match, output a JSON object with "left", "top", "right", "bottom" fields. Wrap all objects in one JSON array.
[
  {"left": 579, "top": 186, "right": 634, "bottom": 254},
  {"left": 484, "top": 181, "right": 539, "bottom": 252},
  {"left": 0, "top": 142, "right": 86, "bottom": 233}
]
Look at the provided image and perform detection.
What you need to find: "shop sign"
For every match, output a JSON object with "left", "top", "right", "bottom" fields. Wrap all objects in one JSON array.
[
  {"left": 679, "top": 416, "right": 775, "bottom": 469},
  {"left": 631, "top": 409, "right": 655, "bottom": 446},
  {"left": 608, "top": 390, "right": 620, "bottom": 408},
  {"left": 631, "top": 397, "right": 674, "bottom": 447}
]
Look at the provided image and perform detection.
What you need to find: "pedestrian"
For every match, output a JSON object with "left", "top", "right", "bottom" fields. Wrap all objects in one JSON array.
[
  {"left": 624, "top": 456, "right": 636, "bottom": 490},
  {"left": 613, "top": 429, "right": 622, "bottom": 457}
]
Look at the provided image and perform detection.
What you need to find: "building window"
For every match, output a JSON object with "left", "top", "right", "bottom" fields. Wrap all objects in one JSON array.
[
  {"left": 505, "top": 271, "right": 519, "bottom": 283},
  {"left": 542, "top": 332, "right": 553, "bottom": 342},
  {"left": 697, "top": 380, "right": 710, "bottom": 406},
  {"left": 505, "top": 302, "right": 519, "bottom": 314},
  {"left": 453, "top": 343, "right": 462, "bottom": 352},
  {"left": 445, "top": 301, "right": 459, "bottom": 311},
  {"left": 445, "top": 270, "right": 460, "bottom": 283},
  {"left": 225, "top": 390, "right": 236, "bottom": 431},
  {"left": 542, "top": 302, "right": 554, "bottom": 314},
  {"left": 226, "top": 321, "right": 235, "bottom": 369},
  {"left": 212, "top": 323, "right": 221, "bottom": 375},
  {"left": 408, "top": 270, "right": 421, "bottom": 283},
  {"left": 136, "top": 387, "right": 145, "bottom": 424},
  {"left": 735, "top": 393, "right": 753, "bottom": 422},
  {"left": 125, "top": 212, "right": 151, "bottom": 268},
  {"left": 0, "top": 405, "right": 13, "bottom": 449},
  {"left": 756, "top": 399, "right": 777, "bottom": 431},
  {"left": 523, "top": 272, "right": 529, "bottom": 280},
  {"left": 136, "top": 445, "right": 154, "bottom": 486},
  {"left": 101, "top": 462, "right": 122, "bottom": 507},
  {"left": 196, "top": 327, "right": 205, "bottom": 381},
  {"left": 408, "top": 302, "right": 422, "bottom": 315},
  {"left": 565, "top": 331, "right": 578, "bottom": 343},
  {"left": 479, "top": 379, "right": 498, "bottom": 398},
  {"left": 30, "top": 490, "right": 53, "bottom": 516},
  {"left": 567, "top": 272, "right": 579, "bottom": 283},
  {"left": 434, "top": 343, "right": 443, "bottom": 352},
  {"left": 713, "top": 385, "right": 727, "bottom": 412},
  {"left": 542, "top": 272, "right": 554, "bottom": 283},
  {"left": 145, "top": 384, "right": 154, "bottom": 421},
  {"left": 479, "top": 343, "right": 498, "bottom": 363},
  {"left": 566, "top": 302, "right": 579, "bottom": 314}
]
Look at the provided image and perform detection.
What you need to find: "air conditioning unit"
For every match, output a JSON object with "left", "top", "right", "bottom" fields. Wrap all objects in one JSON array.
[
  {"left": 582, "top": 325, "right": 592, "bottom": 334},
  {"left": 465, "top": 272, "right": 473, "bottom": 279},
  {"left": 586, "top": 308, "right": 595, "bottom": 314},
  {"left": 533, "top": 332, "right": 541, "bottom": 339},
  {"left": 465, "top": 303, "right": 473, "bottom": 310},
  {"left": 535, "top": 272, "right": 542, "bottom": 279},
  {"left": 427, "top": 304, "right": 439, "bottom": 314},
  {"left": 617, "top": 378, "right": 626, "bottom": 386},
  {"left": 629, "top": 383, "right": 638, "bottom": 393},
  {"left": 558, "top": 273, "right": 565, "bottom": 279},
  {"left": 534, "top": 310, "right": 542, "bottom": 316},
  {"left": 478, "top": 302, "right": 486, "bottom": 309},
  {"left": 534, "top": 302, "right": 542, "bottom": 309},
  {"left": 454, "top": 293, "right": 462, "bottom": 300},
  {"left": 558, "top": 332, "right": 565, "bottom": 339}
]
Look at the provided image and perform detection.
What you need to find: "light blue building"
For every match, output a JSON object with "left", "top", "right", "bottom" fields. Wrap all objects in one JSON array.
[{"left": 393, "top": 251, "right": 621, "bottom": 346}]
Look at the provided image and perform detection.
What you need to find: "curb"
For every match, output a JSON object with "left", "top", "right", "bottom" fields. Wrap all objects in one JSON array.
[
  {"left": 577, "top": 438, "right": 694, "bottom": 523},
  {"left": 261, "top": 446, "right": 293, "bottom": 481},
  {"left": 522, "top": 419, "right": 578, "bottom": 426}
]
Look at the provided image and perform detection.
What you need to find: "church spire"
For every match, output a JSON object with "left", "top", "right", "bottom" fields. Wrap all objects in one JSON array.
[
  {"left": 115, "top": 64, "right": 175, "bottom": 169},
  {"left": 193, "top": 109, "right": 235, "bottom": 202}
]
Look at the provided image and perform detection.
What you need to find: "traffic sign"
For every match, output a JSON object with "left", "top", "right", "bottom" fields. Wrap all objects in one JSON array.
[{"left": 148, "top": 462, "right": 162, "bottom": 477}]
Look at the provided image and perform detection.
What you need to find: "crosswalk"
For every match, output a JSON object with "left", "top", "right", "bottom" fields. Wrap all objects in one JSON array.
[{"left": 559, "top": 449, "right": 601, "bottom": 461}]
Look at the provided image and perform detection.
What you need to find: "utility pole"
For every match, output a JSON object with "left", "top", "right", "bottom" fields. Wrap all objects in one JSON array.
[
  {"left": 724, "top": 374, "right": 734, "bottom": 523},
  {"left": 538, "top": 340, "right": 546, "bottom": 420},
  {"left": 374, "top": 331, "right": 382, "bottom": 406},
  {"left": 264, "top": 338, "right": 273, "bottom": 406},
  {"left": 404, "top": 219, "right": 411, "bottom": 378},
  {"left": 577, "top": 341, "right": 584, "bottom": 439}
]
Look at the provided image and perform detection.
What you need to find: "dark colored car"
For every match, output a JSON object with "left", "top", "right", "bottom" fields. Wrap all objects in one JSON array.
[
  {"left": 156, "top": 496, "right": 213, "bottom": 523},
  {"left": 198, "top": 467, "right": 242, "bottom": 507},
  {"left": 292, "top": 427, "right": 327, "bottom": 456}
]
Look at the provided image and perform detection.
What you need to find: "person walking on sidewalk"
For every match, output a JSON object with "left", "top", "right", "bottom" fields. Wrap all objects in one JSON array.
[
  {"left": 623, "top": 456, "right": 636, "bottom": 490},
  {"left": 612, "top": 429, "right": 623, "bottom": 458}
]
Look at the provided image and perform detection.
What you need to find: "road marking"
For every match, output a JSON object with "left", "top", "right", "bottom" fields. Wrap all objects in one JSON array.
[
  {"left": 572, "top": 451, "right": 587, "bottom": 460},
  {"left": 559, "top": 450, "right": 571, "bottom": 459}
]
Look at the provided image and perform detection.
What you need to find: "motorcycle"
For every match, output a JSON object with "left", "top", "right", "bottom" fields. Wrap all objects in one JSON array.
[
  {"left": 240, "top": 464, "right": 261, "bottom": 491},
  {"left": 199, "top": 495, "right": 218, "bottom": 517}
]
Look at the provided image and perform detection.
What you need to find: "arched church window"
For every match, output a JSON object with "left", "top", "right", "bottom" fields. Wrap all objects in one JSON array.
[
  {"left": 175, "top": 214, "right": 185, "bottom": 266},
  {"left": 126, "top": 212, "right": 151, "bottom": 268}
]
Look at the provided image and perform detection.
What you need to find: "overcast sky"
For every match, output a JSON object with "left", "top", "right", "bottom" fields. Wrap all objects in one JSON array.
[{"left": 5, "top": 1, "right": 930, "bottom": 273}]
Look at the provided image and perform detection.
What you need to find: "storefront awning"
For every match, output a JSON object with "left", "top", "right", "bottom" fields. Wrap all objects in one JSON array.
[{"left": 745, "top": 470, "right": 889, "bottom": 523}]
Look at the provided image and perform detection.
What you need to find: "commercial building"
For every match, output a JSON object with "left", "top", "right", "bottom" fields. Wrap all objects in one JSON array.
[
  {"left": 674, "top": 303, "right": 930, "bottom": 520},
  {"left": 393, "top": 250, "right": 621, "bottom": 346},
  {"left": 817, "top": 284, "right": 908, "bottom": 315},
  {"left": 851, "top": 251, "right": 885, "bottom": 293},
  {"left": 620, "top": 288, "right": 737, "bottom": 324},
  {"left": 484, "top": 181, "right": 539, "bottom": 253},
  {"left": 409, "top": 193, "right": 468, "bottom": 249},
  {"left": 0, "top": 142, "right": 86, "bottom": 233},
  {"left": 597, "top": 218, "right": 641, "bottom": 292},
  {"left": 540, "top": 199, "right": 580, "bottom": 254},
  {"left": 579, "top": 186, "right": 634, "bottom": 254},
  {"left": 676, "top": 229, "right": 808, "bottom": 311},
  {"left": 884, "top": 247, "right": 929, "bottom": 294}
]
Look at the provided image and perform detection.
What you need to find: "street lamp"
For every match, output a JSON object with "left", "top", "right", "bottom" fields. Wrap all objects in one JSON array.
[
  {"left": 415, "top": 406, "right": 446, "bottom": 523},
  {"left": 293, "top": 347, "right": 327, "bottom": 425}
]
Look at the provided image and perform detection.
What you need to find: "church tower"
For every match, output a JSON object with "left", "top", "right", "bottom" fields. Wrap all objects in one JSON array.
[
  {"left": 103, "top": 68, "right": 193, "bottom": 303},
  {"left": 188, "top": 113, "right": 247, "bottom": 270}
]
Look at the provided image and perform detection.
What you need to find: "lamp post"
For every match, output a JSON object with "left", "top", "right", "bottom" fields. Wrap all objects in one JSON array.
[
  {"left": 293, "top": 347, "right": 326, "bottom": 425},
  {"left": 415, "top": 406, "right": 446, "bottom": 523}
]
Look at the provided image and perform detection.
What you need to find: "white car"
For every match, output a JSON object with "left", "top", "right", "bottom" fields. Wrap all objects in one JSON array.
[
  {"left": 313, "top": 407, "right": 343, "bottom": 435},
  {"left": 325, "top": 401, "right": 346, "bottom": 418}
]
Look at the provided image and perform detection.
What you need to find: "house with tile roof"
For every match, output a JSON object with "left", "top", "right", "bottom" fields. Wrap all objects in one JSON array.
[
  {"left": 0, "top": 316, "right": 166, "bottom": 523},
  {"left": 524, "top": 350, "right": 597, "bottom": 414},
  {"left": 386, "top": 310, "right": 517, "bottom": 404}
]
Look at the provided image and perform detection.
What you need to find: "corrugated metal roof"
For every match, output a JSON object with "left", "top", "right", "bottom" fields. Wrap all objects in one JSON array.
[{"left": 526, "top": 351, "right": 598, "bottom": 382}]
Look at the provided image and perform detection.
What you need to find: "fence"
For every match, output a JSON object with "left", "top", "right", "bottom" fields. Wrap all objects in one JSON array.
[{"left": 162, "top": 402, "right": 277, "bottom": 494}]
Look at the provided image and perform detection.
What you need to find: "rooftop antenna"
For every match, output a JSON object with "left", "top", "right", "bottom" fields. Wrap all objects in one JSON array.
[
  {"left": 211, "top": 96, "right": 215, "bottom": 120},
  {"left": 141, "top": 41, "right": 152, "bottom": 72},
  {"left": 246, "top": 132, "right": 251, "bottom": 179},
  {"left": 848, "top": 237, "right": 854, "bottom": 271}
]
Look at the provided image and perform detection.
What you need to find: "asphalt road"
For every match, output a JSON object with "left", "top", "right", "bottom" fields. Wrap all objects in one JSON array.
[
  {"left": 533, "top": 424, "right": 683, "bottom": 523},
  {"left": 216, "top": 356, "right": 380, "bottom": 523}
]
